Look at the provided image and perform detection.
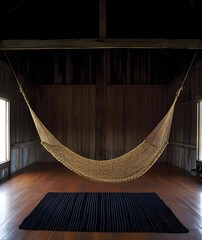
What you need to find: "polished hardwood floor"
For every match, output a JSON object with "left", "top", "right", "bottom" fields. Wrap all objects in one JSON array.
[{"left": 0, "top": 162, "right": 202, "bottom": 240}]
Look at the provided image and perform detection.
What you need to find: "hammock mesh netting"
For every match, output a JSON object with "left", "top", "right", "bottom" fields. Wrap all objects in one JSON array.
[{"left": 19, "top": 84, "right": 180, "bottom": 182}]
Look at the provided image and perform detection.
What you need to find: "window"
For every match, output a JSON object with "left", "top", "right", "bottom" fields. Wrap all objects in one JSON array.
[
  {"left": 197, "top": 99, "right": 202, "bottom": 161},
  {"left": 0, "top": 98, "right": 10, "bottom": 163}
]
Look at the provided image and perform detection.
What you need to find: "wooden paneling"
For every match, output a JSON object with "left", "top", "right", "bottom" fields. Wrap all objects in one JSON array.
[
  {"left": 36, "top": 84, "right": 167, "bottom": 161},
  {"left": 106, "top": 85, "right": 167, "bottom": 159},
  {"left": 37, "top": 85, "right": 96, "bottom": 160},
  {"left": 106, "top": 87, "right": 114, "bottom": 159},
  {"left": 82, "top": 87, "right": 90, "bottom": 157},
  {"left": 17, "top": 49, "right": 191, "bottom": 85},
  {"left": 166, "top": 59, "right": 202, "bottom": 171},
  {"left": 95, "top": 50, "right": 107, "bottom": 159},
  {"left": 89, "top": 88, "right": 96, "bottom": 158},
  {"left": 66, "top": 87, "right": 73, "bottom": 149},
  {"left": 0, "top": 60, "right": 39, "bottom": 180},
  {"left": 10, "top": 142, "right": 39, "bottom": 173},
  {"left": 72, "top": 87, "right": 82, "bottom": 155},
  {"left": 1, "top": 50, "right": 202, "bottom": 179}
]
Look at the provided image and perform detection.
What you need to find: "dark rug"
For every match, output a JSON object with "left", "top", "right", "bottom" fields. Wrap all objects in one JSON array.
[{"left": 19, "top": 192, "right": 189, "bottom": 233}]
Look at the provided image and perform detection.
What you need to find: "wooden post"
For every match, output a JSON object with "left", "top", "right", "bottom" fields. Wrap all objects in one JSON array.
[
  {"left": 99, "top": 0, "right": 106, "bottom": 39},
  {"left": 95, "top": 50, "right": 108, "bottom": 159}
]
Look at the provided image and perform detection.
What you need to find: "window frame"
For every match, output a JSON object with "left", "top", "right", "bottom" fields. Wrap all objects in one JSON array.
[
  {"left": 197, "top": 96, "right": 202, "bottom": 162},
  {"left": 0, "top": 97, "right": 10, "bottom": 164}
]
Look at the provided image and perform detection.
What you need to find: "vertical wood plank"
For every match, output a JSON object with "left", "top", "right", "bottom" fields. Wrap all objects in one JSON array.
[
  {"left": 95, "top": 50, "right": 106, "bottom": 159},
  {"left": 89, "top": 87, "right": 96, "bottom": 159},
  {"left": 130, "top": 86, "right": 138, "bottom": 147},
  {"left": 106, "top": 86, "right": 114, "bottom": 159},
  {"left": 118, "top": 86, "right": 124, "bottom": 155},
  {"left": 124, "top": 86, "right": 132, "bottom": 153},
  {"left": 99, "top": 0, "right": 106, "bottom": 39},
  {"left": 66, "top": 86, "right": 73, "bottom": 150},
  {"left": 72, "top": 87, "right": 82, "bottom": 155},
  {"left": 81, "top": 87, "right": 90, "bottom": 157},
  {"left": 114, "top": 87, "right": 120, "bottom": 156},
  {"left": 66, "top": 51, "right": 73, "bottom": 84}
]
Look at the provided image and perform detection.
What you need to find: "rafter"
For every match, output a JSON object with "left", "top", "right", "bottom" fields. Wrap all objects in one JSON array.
[{"left": 0, "top": 38, "right": 202, "bottom": 50}]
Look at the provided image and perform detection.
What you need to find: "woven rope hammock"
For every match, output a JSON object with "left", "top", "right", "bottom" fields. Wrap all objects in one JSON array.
[{"left": 5, "top": 51, "right": 197, "bottom": 183}]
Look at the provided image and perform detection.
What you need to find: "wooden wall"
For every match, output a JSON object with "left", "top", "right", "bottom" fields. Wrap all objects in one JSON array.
[
  {"left": 1, "top": 50, "right": 202, "bottom": 180},
  {"left": 36, "top": 84, "right": 167, "bottom": 161},
  {"left": 167, "top": 58, "right": 202, "bottom": 171},
  {"left": 0, "top": 60, "right": 40, "bottom": 180},
  {"left": 35, "top": 53, "right": 202, "bottom": 172}
]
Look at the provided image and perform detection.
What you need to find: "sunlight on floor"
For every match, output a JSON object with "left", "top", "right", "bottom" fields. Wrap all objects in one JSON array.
[
  {"left": 199, "top": 192, "right": 202, "bottom": 218},
  {"left": 0, "top": 192, "right": 8, "bottom": 225},
  {"left": 0, "top": 191, "right": 11, "bottom": 240}
]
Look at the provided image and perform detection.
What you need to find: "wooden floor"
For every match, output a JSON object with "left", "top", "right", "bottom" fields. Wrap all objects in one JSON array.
[{"left": 0, "top": 162, "right": 202, "bottom": 240}]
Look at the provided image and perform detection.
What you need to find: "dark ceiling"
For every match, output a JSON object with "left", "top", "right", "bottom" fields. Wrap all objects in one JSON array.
[
  {"left": 0, "top": 0, "right": 202, "bottom": 39},
  {"left": 0, "top": 0, "right": 201, "bottom": 85}
]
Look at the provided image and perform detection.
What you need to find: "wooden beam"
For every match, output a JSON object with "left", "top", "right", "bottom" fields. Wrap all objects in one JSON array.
[
  {"left": 1, "top": 38, "right": 202, "bottom": 50},
  {"left": 95, "top": 50, "right": 107, "bottom": 159},
  {"left": 169, "top": 142, "right": 196, "bottom": 149},
  {"left": 99, "top": 0, "right": 106, "bottom": 38}
]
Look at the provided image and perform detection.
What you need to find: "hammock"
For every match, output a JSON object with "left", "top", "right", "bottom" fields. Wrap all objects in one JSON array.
[
  {"left": 5, "top": 51, "right": 197, "bottom": 183},
  {"left": 23, "top": 86, "right": 178, "bottom": 183}
]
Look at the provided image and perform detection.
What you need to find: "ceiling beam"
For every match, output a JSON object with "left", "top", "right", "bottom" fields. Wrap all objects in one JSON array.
[
  {"left": 0, "top": 38, "right": 202, "bottom": 50},
  {"left": 99, "top": 0, "right": 106, "bottom": 39}
]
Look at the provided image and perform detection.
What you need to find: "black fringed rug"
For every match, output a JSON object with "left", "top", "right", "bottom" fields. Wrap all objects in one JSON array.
[{"left": 19, "top": 192, "right": 189, "bottom": 233}]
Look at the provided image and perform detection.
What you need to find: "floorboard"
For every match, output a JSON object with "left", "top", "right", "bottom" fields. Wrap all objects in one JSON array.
[{"left": 0, "top": 162, "right": 202, "bottom": 240}]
